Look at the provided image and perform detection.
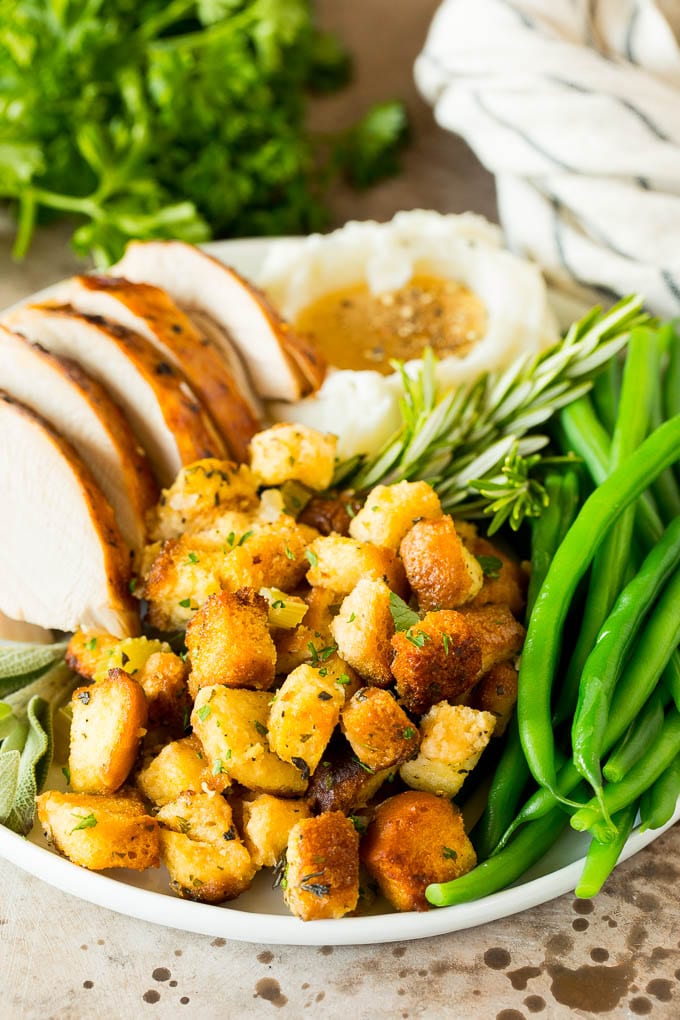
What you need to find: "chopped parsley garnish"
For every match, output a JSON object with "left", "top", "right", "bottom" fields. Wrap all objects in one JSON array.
[
  {"left": 402, "top": 726, "right": 415, "bottom": 740},
  {"left": 272, "top": 599, "right": 286, "bottom": 609},
  {"left": 284, "top": 545, "right": 295, "bottom": 560},
  {"left": 128, "top": 577, "right": 138, "bottom": 593},
  {"left": 84, "top": 637, "right": 97, "bottom": 651},
  {"left": 212, "top": 758, "right": 228, "bottom": 774},
  {"left": 253, "top": 720, "right": 267, "bottom": 737},
  {"left": 442, "top": 633, "right": 450, "bottom": 656},
  {"left": 442, "top": 846, "right": 458, "bottom": 860},
  {"left": 61, "top": 765, "right": 71, "bottom": 785},
  {"left": 477, "top": 555, "right": 503, "bottom": 579},
  {"left": 70, "top": 811, "right": 97, "bottom": 833},
  {"left": 335, "top": 674, "right": 351, "bottom": 686},
  {"left": 186, "top": 551, "right": 200, "bottom": 564},
  {"left": 348, "top": 612, "right": 356, "bottom": 623},
  {"left": 178, "top": 598, "right": 192, "bottom": 609},
  {"left": 305, "top": 549, "right": 319, "bottom": 568},
  {"left": 389, "top": 591, "right": 420, "bottom": 631},
  {"left": 237, "top": 530, "right": 253, "bottom": 546},
  {"left": 196, "top": 704, "right": 212, "bottom": 721},
  {"left": 405, "top": 629, "right": 429, "bottom": 648}
]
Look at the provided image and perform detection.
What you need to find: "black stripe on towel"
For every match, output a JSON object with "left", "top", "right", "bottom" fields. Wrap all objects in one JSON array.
[{"left": 474, "top": 92, "right": 576, "bottom": 172}]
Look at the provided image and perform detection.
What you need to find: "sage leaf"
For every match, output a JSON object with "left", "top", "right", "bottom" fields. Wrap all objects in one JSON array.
[
  {"left": 0, "top": 751, "right": 20, "bottom": 820},
  {"left": 0, "top": 641, "right": 69, "bottom": 698},
  {"left": 3, "top": 694, "right": 53, "bottom": 835}
]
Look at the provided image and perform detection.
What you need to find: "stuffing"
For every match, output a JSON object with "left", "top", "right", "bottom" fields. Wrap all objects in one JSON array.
[
  {"left": 284, "top": 812, "right": 360, "bottom": 920},
  {"left": 267, "top": 664, "right": 346, "bottom": 777},
  {"left": 460, "top": 605, "right": 525, "bottom": 673},
  {"left": 186, "top": 588, "right": 276, "bottom": 697},
  {"left": 299, "top": 495, "right": 361, "bottom": 537},
  {"left": 306, "top": 534, "right": 407, "bottom": 597},
  {"left": 142, "top": 535, "right": 224, "bottom": 630},
  {"left": 90, "top": 635, "right": 172, "bottom": 684},
  {"left": 242, "top": 794, "right": 311, "bottom": 868},
  {"left": 160, "top": 830, "right": 255, "bottom": 903},
  {"left": 136, "top": 735, "right": 229, "bottom": 806},
  {"left": 66, "top": 630, "right": 119, "bottom": 680},
  {"left": 69, "top": 669, "right": 147, "bottom": 794},
  {"left": 136, "top": 651, "right": 190, "bottom": 730},
  {"left": 36, "top": 789, "right": 159, "bottom": 871},
  {"left": 349, "top": 480, "right": 442, "bottom": 550},
  {"left": 219, "top": 518, "right": 318, "bottom": 593},
  {"left": 468, "top": 661, "right": 518, "bottom": 737},
  {"left": 156, "top": 790, "right": 238, "bottom": 845},
  {"left": 340, "top": 688, "right": 420, "bottom": 772},
  {"left": 249, "top": 423, "right": 337, "bottom": 490},
  {"left": 147, "top": 459, "right": 259, "bottom": 541},
  {"left": 306, "top": 737, "right": 391, "bottom": 815},
  {"left": 360, "top": 791, "right": 476, "bottom": 911},
  {"left": 331, "top": 578, "right": 395, "bottom": 688},
  {"left": 400, "top": 516, "right": 483, "bottom": 610},
  {"left": 465, "top": 534, "right": 528, "bottom": 617},
  {"left": 399, "top": 703, "right": 496, "bottom": 797}
]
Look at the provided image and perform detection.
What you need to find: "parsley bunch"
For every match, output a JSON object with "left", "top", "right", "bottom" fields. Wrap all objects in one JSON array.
[{"left": 0, "top": 0, "right": 408, "bottom": 265}]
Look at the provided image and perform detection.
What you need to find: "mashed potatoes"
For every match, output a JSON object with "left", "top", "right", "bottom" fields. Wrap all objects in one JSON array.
[{"left": 260, "top": 210, "right": 558, "bottom": 460}]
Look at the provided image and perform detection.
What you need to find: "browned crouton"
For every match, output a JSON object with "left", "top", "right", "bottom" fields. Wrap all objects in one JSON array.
[
  {"left": 468, "top": 661, "right": 518, "bottom": 737},
  {"left": 142, "top": 536, "right": 223, "bottom": 630},
  {"left": 242, "top": 794, "right": 311, "bottom": 868},
  {"left": 306, "top": 740, "right": 391, "bottom": 815},
  {"left": 137, "top": 651, "right": 190, "bottom": 729},
  {"left": 220, "top": 518, "right": 318, "bottom": 592},
  {"left": 400, "top": 516, "right": 483, "bottom": 610},
  {"left": 299, "top": 495, "right": 360, "bottom": 537},
  {"left": 160, "top": 830, "right": 255, "bottom": 903},
  {"left": 36, "top": 789, "right": 159, "bottom": 871},
  {"left": 341, "top": 688, "right": 420, "bottom": 772},
  {"left": 284, "top": 812, "right": 360, "bottom": 920},
  {"left": 66, "top": 630, "right": 119, "bottom": 679},
  {"left": 69, "top": 670, "right": 147, "bottom": 794},
  {"left": 460, "top": 604, "right": 525, "bottom": 673},
  {"left": 249, "top": 423, "right": 337, "bottom": 490},
  {"left": 186, "top": 589, "right": 276, "bottom": 697},
  {"left": 331, "top": 578, "right": 395, "bottom": 688},
  {"left": 349, "top": 481, "right": 442, "bottom": 550},
  {"left": 147, "top": 459, "right": 259, "bottom": 541},
  {"left": 360, "top": 791, "right": 476, "bottom": 911},
  {"left": 156, "top": 790, "right": 238, "bottom": 844},
  {"left": 399, "top": 703, "right": 496, "bottom": 796},
  {"left": 191, "top": 686, "right": 307, "bottom": 796},
  {"left": 268, "top": 664, "right": 345, "bottom": 776},
  {"left": 306, "top": 534, "right": 407, "bottom": 597},
  {"left": 136, "top": 735, "right": 229, "bottom": 806},
  {"left": 465, "top": 534, "right": 528, "bottom": 617},
  {"left": 390, "top": 611, "right": 483, "bottom": 715},
  {"left": 303, "top": 585, "right": 343, "bottom": 639}
]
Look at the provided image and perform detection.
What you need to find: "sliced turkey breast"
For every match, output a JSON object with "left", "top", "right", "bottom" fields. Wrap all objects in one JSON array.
[
  {"left": 6, "top": 304, "right": 226, "bottom": 486},
  {"left": 0, "top": 610, "right": 53, "bottom": 644},
  {"left": 0, "top": 324, "right": 157, "bottom": 555},
  {"left": 0, "top": 394, "right": 139, "bottom": 636},
  {"left": 60, "top": 274, "right": 260, "bottom": 462},
  {"left": 112, "top": 240, "right": 326, "bottom": 401}
]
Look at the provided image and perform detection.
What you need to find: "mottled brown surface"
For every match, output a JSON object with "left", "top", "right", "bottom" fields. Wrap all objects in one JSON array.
[{"left": 1, "top": 0, "right": 678, "bottom": 1015}]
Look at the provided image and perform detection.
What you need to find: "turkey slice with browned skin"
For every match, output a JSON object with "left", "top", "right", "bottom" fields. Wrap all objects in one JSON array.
[
  {"left": 5, "top": 304, "right": 226, "bottom": 486},
  {"left": 0, "top": 394, "right": 139, "bottom": 636},
  {"left": 60, "top": 274, "right": 260, "bottom": 462},
  {"left": 112, "top": 240, "right": 326, "bottom": 401},
  {"left": 0, "top": 324, "right": 157, "bottom": 556}
]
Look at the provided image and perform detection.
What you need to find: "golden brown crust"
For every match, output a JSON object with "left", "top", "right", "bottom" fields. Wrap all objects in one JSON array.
[
  {"left": 66, "top": 631, "right": 120, "bottom": 680},
  {"left": 361, "top": 791, "right": 477, "bottom": 911},
  {"left": 459, "top": 604, "right": 525, "bottom": 673},
  {"left": 160, "top": 829, "right": 255, "bottom": 903},
  {"left": 76, "top": 275, "right": 260, "bottom": 462},
  {"left": 465, "top": 534, "right": 528, "bottom": 617},
  {"left": 400, "top": 516, "right": 483, "bottom": 610},
  {"left": 468, "top": 660, "right": 518, "bottom": 737},
  {"left": 340, "top": 688, "right": 420, "bottom": 772},
  {"left": 138, "top": 651, "right": 191, "bottom": 730},
  {"left": 284, "top": 812, "right": 359, "bottom": 920},
  {"left": 0, "top": 394, "right": 139, "bottom": 636},
  {"left": 306, "top": 739, "right": 390, "bottom": 814}
]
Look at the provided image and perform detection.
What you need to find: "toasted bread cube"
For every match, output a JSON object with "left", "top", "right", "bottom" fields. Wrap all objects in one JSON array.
[
  {"left": 220, "top": 518, "right": 318, "bottom": 593},
  {"left": 268, "top": 664, "right": 345, "bottom": 776},
  {"left": 250, "top": 423, "right": 337, "bottom": 491},
  {"left": 192, "top": 686, "right": 307, "bottom": 796},
  {"left": 156, "top": 790, "right": 238, "bottom": 844},
  {"left": 303, "top": 585, "right": 343, "bottom": 639},
  {"left": 399, "top": 703, "right": 496, "bottom": 797},
  {"left": 274, "top": 624, "right": 318, "bottom": 674},
  {"left": 299, "top": 495, "right": 359, "bottom": 536},
  {"left": 69, "top": 670, "right": 147, "bottom": 794},
  {"left": 66, "top": 631, "right": 119, "bottom": 680},
  {"left": 137, "top": 651, "right": 190, "bottom": 728},
  {"left": 148, "top": 459, "right": 259, "bottom": 541},
  {"left": 341, "top": 688, "right": 419, "bottom": 772},
  {"left": 143, "top": 536, "right": 224, "bottom": 630},
  {"left": 331, "top": 578, "right": 395, "bottom": 687},
  {"left": 186, "top": 588, "right": 276, "bottom": 697},
  {"left": 284, "top": 812, "right": 360, "bottom": 920},
  {"left": 307, "top": 747, "right": 391, "bottom": 815},
  {"left": 391, "top": 610, "right": 483, "bottom": 714},
  {"left": 361, "top": 791, "right": 476, "bottom": 911},
  {"left": 36, "top": 790, "right": 159, "bottom": 871},
  {"left": 306, "top": 535, "right": 407, "bottom": 597},
  {"left": 400, "top": 516, "right": 483, "bottom": 610},
  {"left": 461, "top": 605, "right": 525, "bottom": 673},
  {"left": 91, "top": 635, "right": 172, "bottom": 684},
  {"left": 160, "top": 829, "right": 255, "bottom": 903},
  {"left": 464, "top": 534, "right": 528, "bottom": 617},
  {"left": 136, "top": 735, "right": 229, "bottom": 806},
  {"left": 349, "top": 480, "right": 442, "bottom": 550},
  {"left": 242, "top": 794, "right": 311, "bottom": 868},
  {"left": 468, "top": 661, "right": 518, "bottom": 737}
]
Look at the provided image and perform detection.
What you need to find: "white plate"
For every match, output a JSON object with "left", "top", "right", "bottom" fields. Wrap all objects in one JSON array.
[{"left": 0, "top": 236, "right": 676, "bottom": 945}]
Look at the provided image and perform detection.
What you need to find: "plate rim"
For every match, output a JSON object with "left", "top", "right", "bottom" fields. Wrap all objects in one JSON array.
[{"left": 1, "top": 233, "right": 675, "bottom": 945}]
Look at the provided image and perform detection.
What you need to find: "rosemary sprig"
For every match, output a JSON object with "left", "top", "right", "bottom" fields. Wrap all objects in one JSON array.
[{"left": 331, "top": 295, "right": 648, "bottom": 532}]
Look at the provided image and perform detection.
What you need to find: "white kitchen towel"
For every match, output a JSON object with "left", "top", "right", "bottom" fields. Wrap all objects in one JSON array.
[{"left": 415, "top": 0, "right": 680, "bottom": 317}]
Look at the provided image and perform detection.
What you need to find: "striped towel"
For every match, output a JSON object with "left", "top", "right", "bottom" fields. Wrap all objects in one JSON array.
[{"left": 415, "top": 0, "right": 680, "bottom": 317}]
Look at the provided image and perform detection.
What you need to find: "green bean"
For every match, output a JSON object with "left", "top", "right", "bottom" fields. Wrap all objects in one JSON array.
[
  {"left": 473, "top": 470, "right": 580, "bottom": 860},
  {"left": 603, "top": 692, "right": 665, "bottom": 784},
  {"left": 575, "top": 801, "right": 638, "bottom": 898},
  {"left": 665, "top": 326, "right": 680, "bottom": 489},
  {"left": 639, "top": 753, "right": 680, "bottom": 832},
  {"left": 427, "top": 807, "right": 568, "bottom": 907},
  {"left": 650, "top": 385, "right": 680, "bottom": 522},
  {"left": 517, "top": 416, "right": 680, "bottom": 804},
  {"left": 572, "top": 517, "right": 680, "bottom": 799},
  {"left": 663, "top": 650, "right": 680, "bottom": 713},
  {"left": 559, "top": 331, "right": 658, "bottom": 739},
  {"left": 591, "top": 355, "right": 621, "bottom": 435},
  {"left": 571, "top": 706, "right": 680, "bottom": 835}
]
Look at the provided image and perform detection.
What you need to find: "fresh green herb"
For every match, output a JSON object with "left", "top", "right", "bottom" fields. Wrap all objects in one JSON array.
[
  {"left": 477, "top": 555, "right": 503, "bottom": 579},
  {"left": 388, "top": 592, "right": 419, "bottom": 632},
  {"left": 349, "top": 814, "right": 367, "bottom": 834},
  {"left": 405, "top": 629, "right": 429, "bottom": 649},
  {"left": 129, "top": 577, "right": 138, "bottom": 594},
  {"left": 186, "top": 551, "right": 200, "bottom": 564},
  {"left": 61, "top": 765, "right": 71, "bottom": 785},
  {"left": 305, "top": 549, "right": 319, "bottom": 568},
  {"left": 272, "top": 599, "right": 286, "bottom": 610},
  {"left": 176, "top": 816, "right": 191, "bottom": 834},
  {"left": 348, "top": 612, "right": 356, "bottom": 623},
  {"left": 354, "top": 757, "right": 375, "bottom": 774},
  {"left": 284, "top": 545, "right": 295, "bottom": 561},
  {"left": 212, "top": 758, "right": 228, "bottom": 775},
  {"left": 335, "top": 674, "right": 351, "bottom": 686},
  {"left": 0, "top": 641, "right": 69, "bottom": 698},
  {"left": 237, "top": 531, "right": 254, "bottom": 546},
  {"left": 253, "top": 720, "right": 267, "bottom": 737},
  {"left": 226, "top": 532, "right": 236, "bottom": 547},
  {"left": 331, "top": 297, "right": 647, "bottom": 532},
  {"left": 196, "top": 704, "right": 212, "bottom": 721},
  {"left": 70, "top": 811, "right": 97, "bottom": 834},
  {"left": 85, "top": 638, "right": 98, "bottom": 652},
  {"left": 442, "top": 633, "right": 450, "bottom": 656},
  {"left": 291, "top": 756, "right": 310, "bottom": 781},
  {"left": 402, "top": 727, "right": 415, "bottom": 740},
  {"left": 442, "top": 846, "right": 458, "bottom": 860},
  {"left": 178, "top": 598, "right": 192, "bottom": 609}
]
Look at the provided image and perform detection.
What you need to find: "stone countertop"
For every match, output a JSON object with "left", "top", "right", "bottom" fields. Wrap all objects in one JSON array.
[{"left": 1, "top": 2, "right": 679, "bottom": 1017}]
